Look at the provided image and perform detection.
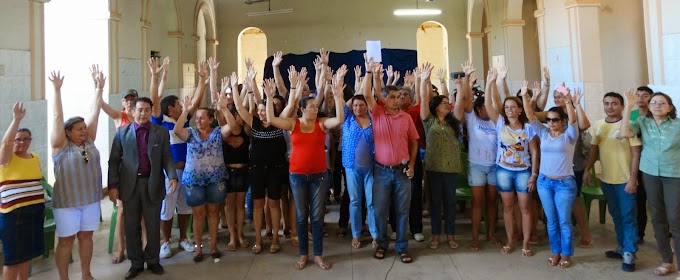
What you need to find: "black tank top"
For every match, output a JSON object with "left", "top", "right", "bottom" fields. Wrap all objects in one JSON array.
[
  {"left": 222, "top": 127, "right": 250, "bottom": 165},
  {"left": 249, "top": 118, "right": 287, "bottom": 165}
]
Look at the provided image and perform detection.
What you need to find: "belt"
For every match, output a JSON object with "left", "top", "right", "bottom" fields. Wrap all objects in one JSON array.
[
  {"left": 137, "top": 173, "right": 150, "bottom": 178},
  {"left": 375, "top": 162, "right": 406, "bottom": 170}
]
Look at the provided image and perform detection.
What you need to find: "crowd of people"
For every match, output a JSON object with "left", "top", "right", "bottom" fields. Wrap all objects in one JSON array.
[{"left": 1, "top": 48, "right": 680, "bottom": 280}]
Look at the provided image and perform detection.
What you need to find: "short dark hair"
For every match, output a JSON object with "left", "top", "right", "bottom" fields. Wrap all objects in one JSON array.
[
  {"left": 64, "top": 116, "right": 85, "bottom": 132},
  {"left": 637, "top": 86, "right": 653, "bottom": 95},
  {"left": 351, "top": 95, "right": 367, "bottom": 106},
  {"left": 299, "top": 96, "right": 314, "bottom": 110},
  {"left": 603, "top": 92, "right": 624, "bottom": 105},
  {"left": 381, "top": 85, "right": 399, "bottom": 97},
  {"left": 17, "top": 128, "right": 32, "bottom": 136},
  {"left": 160, "top": 95, "right": 179, "bottom": 116},
  {"left": 133, "top": 97, "right": 153, "bottom": 108},
  {"left": 547, "top": 106, "right": 568, "bottom": 121},
  {"left": 650, "top": 92, "right": 676, "bottom": 119},
  {"left": 196, "top": 107, "right": 215, "bottom": 119}
]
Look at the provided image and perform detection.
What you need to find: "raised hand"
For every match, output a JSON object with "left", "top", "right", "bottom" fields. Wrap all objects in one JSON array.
[
  {"left": 386, "top": 65, "right": 394, "bottom": 78},
  {"left": 299, "top": 67, "right": 308, "bottom": 83},
  {"left": 393, "top": 71, "right": 401, "bottom": 83},
  {"left": 519, "top": 80, "right": 529, "bottom": 96},
  {"left": 354, "top": 65, "right": 362, "bottom": 78},
  {"left": 94, "top": 70, "right": 106, "bottom": 90},
  {"left": 404, "top": 70, "right": 415, "bottom": 87},
  {"left": 420, "top": 62, "right": 434, "bottom": 81},
  {"left": 181, "top": 94, "right": 192, "bottom": 109},
  {"left": 12, "top": 101, "right": 26, "bottom": 121},
  {"left": 462, "top": 60, "right": 476, "bottom": 76},
  {"left": 469, "top": 72, "right": 478, "bottom": 86},
  {"left": 246, "top": 67, "right": 257, "bottom": 83},
  {"left": 572, "top": 88, "right": 583, "bottom": 105},
  {"left": 220, "top": 77, "right": 230, "bottom": 94},
  {"left": 324, "top": 65, "right": 333, "bottom": 81},
  {"left": 216, "top": 89, "right": 229, "bottom": 110},
  {"left": 486, "top": 68, "right": 498, "bottom": 83},
  {"left": 161, "top": 57, "right": 170, "bottom": 73},
  {"left": 319, "top": 48, "right": 329, "bottom": 65},
  {"left": 49, "top": 71, "right": 64, "bottom": 89},
  {"left": 89, "top": 64, "right": 100, "bottom": 88},
  {"left": 543, "top": 66, "right": 550, "bottom": 82},
  {"left": 497, "top": 66, "right": 508, "bottom": 80},
  {"left": 531, "top": 81, "right": 541, "bottom": 97},
  {"left": 436, "top": 68, "right": 445, "bottom": 82},
  {"left": 288, "top": 67, "right": 300, "bottom": 87},
  {"left": 208, "top": 57, "right": 220, "bottom": 71},
  {"left": 331, "top": 74, "right": 346, "bottom": 98},
  {"left": 197, "top": 60, "right": 209, "bottom": 80},
  {"left": 335, "top": 64, "right": 348, "bottom": 82},
  {"left": 413, "top": 67, "right": 422, "bottom": 82},
  {"left": 623, "top": 88, "right": 636, "bottom": 108},
  {"left": 263, "top": 78, "right": 277, "bottom": 98},
  {"left": 363, "top": 53, "right": 372, "bottom": 72},
  {"left": 147, "top": 57, "right": 162, "bottom": 76},
  {"left": 230, "top": 72, "right": 239, "bottom": 89},
  {"left": 313, "top": 56, "right": 323, "bottom": 72},
  {"left": 272, "top": 51, "right": 283, "bottom": 67},
  {"left": 245, "top": 58, "right": 254, "bottom": 71}
]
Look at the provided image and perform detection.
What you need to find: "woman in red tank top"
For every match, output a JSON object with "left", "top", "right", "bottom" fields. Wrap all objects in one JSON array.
[{"left": 265, "top": 67, "right": 346, "bottom": 270}]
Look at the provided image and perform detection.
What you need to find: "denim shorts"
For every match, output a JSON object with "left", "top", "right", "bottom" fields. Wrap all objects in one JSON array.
[
  {"left": 227, "top": 167, "right": 249, "bottom": 193},
  {"left": 468, "top": 163, "right": 498, "bottom": 187},
  {"left": 185, "top": 182, "right": 227, "bottom": 207},
  {"left": 0, "top": 203, "right": 45, "bottom": 265},
  {"left": 495, "top": 166, "right": 531, "bottom": 193}
]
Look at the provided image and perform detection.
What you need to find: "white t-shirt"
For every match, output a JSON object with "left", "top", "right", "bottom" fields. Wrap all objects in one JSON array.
[
  {"left": 465, "top": 111, "right": 497, "bottom": 166},
  {"left": 495, "top": 117, "right": 536, "bottom": 171},
  {"left": 530, "top": 119, "right": 578, "bottom": 177}
]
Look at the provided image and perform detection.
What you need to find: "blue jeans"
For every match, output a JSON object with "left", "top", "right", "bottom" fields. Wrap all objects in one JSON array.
[
  {"left": 373, "top": 164, "right": 411, "bottom": 252},
  {"left": 537, "top": 174, "right": 577, "bottom": 256},
  {"left": 346, "top": 167, "right": 377, "bottom": 238},
  {"left": 427, "top": 171, "right": 457, "bottom": 235},
  {"left": 246, "top": 186, "right": 253, "bottom": 220},
  {"left": 496, "top": 166, "right": 531, "bottom": 193},
  {"left": 601, "top": 182, "right": 638, "bottom": 255},
  {"left": 289, "top": 171, "right": 329, "bottom": 256}
]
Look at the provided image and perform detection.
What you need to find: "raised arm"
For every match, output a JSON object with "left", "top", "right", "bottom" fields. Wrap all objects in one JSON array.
[
  {"left": 536, "top": 67, "right": 551, "bottom": 111},
  {"left": 572, "top": 88, "right": 590, "bottom": 130},
  {"left": 420, "top": 63, "right": 434, "bottom": 120},
  {"left": 148, "top": 57, "right": 167, "bottom": 118},
  {"left": 0, "top": 102, "right": 25, "bottom": 166},
  {"left": 364, "top": 57, "right": 377, "bottom": 111},
  {"left": 322, "top": 69, "right": 348, "bottom": 130},
  {"left": 264, "top": 78, "right": 295, "bottom": 131},
  {"left": 87, "top": 68, "right": 105, "bottom": 141},
  {"left": 245, "top": 59, "right": 262, "bottom": 104},
  {"left": 354, "top": 66, "right": 362, "bottom": 94},
  {"left": 460, "top": 60, "right": 476, "bottom": 113},
  {"left": 619, "top": 88, "right": 637, "bottom": 138},
  {"left": 272, "top": 51, "right": 289, "bottom": 98},
  {"left": 231, "top": 71, "right": 254, "bottom": 127},
  {"left": 215, "top": 88, "right": 235, "bottom": 139},
  {"left": 436, "top": 68, "right": 449, "bottom": 100},
  {"left": 208, "top": 57, "right": 220, "bottom": 106},
  {"left": 172, "top": 95, "right": 192, "bottom": 142},
  {"left": 282, "top": 67, "right": 302, "bottom": 118},
  {"left": 519, "top": 81, "right": 536, "bottom": 123},
  {"left": 496, "top": 66, "right": 510, "bottom": 101},
  {"left": 189, "top": 60, "right": 209, "bottom": 115},
  {"left": 49, "top": 71, "right": 67, "bottom": 152},
  {"left": 484, "top": 69, "right": 500, "bottom": 124},
  {"left": 372, "top": 63, "right": 384, "bottom": 104},
  {"left": 413, "top": 67, "right": 422, "bottom": 106},
  {"left": 95, "top": 64, "right": 121, "bottom": 121},
  {"left": 313, "top": 56, "right": 323, "bottom": 92}
]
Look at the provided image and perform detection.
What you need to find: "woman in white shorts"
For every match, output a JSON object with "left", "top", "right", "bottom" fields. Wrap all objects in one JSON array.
[{"left": 49, "top": 69, "right": 104, "bottom": 280}]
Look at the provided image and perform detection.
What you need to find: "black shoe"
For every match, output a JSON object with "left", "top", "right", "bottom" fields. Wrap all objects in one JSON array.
[
  {"left": 605, "top": 250, "right": 623, "bottom": 259},
  {"left": 125, "top": 267, "right": 144, "bottom": 280},
  {"left": 637, "top": 238, "right": 645, "bottom": 244},
  {"left": 622, "top": 262, "right": 636, "bottom": 272},
  {"left": 147, "top": 263, "right": 164, "bottom": 275}
]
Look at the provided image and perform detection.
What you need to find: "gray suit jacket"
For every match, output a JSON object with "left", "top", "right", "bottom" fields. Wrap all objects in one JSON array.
[{"left": 108, "top": 122, "right": 177, "bottom": 203}]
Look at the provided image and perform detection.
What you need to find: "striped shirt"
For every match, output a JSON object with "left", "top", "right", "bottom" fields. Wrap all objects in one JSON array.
[
  {"left": 52, "top": 141, "right": 103, "bottom": 208},
  {"left": 0, "top": 153, "right": 45, "bottom": 213}
]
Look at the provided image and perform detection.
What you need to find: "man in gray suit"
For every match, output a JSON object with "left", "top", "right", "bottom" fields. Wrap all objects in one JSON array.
[{"left": 108, "top": 97, "right": 177, "bottom": 280}]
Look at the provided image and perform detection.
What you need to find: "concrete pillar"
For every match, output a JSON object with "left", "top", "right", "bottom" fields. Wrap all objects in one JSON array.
[
  {"left": 467, "top": 32, "right": 485, "bottom": 76},
  {"left": 501, "top": 19, "right": 526, "bottom": 92}
]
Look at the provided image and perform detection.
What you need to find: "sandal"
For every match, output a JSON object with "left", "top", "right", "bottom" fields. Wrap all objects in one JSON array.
[
  {"left": 468, "top": 241, "right": 480, "bottom": 252},
  {"left": 239, "top": 238, "right": 250, "bottom": 248},
  {"left": 337, "top": 228, "right": 347, "bottom": 238},
  {"left": 251, "top": 244, "right": 262, "bottom": 254},
  {"left": 578, "top": 239, "right": 593, "bottom": 248},
  {"left": 521, "top": 249, "right": 535, "bottom": 257},
  {"left": 373, "top": 247, "right": 386, "bottom": 259},
  {"left": 500, "top": 245, "right": 513, "bottom": 255},
  {"left": 111, "top": 255, "right": 126, "bottom": 264},
  {"left": 227, "top": 242, "right": 237, "bottom": 251},
  {"left": 351, "top": 238, "right": 361, "bottom": 249},
  {"left": 211, "top": 251, "right": 222, "bottom": 259},
  {"left": 371, "top": 239, "right": 377, "bottom": 249},
  {"left": 548, "top": 255, "right": 560, "bottom": 266},
  {"left": 270, "top": 244, "right": 281, "bottom": 253},
  {"left": 558, "top": 260, "right": 572, "bottom": 268},
  {"left": 294, "top": 257, "right": 309, "bottom": 270},
  {"left": 398, "top": 251, "right": 413, "bottom": 263},
  {"left": 487, "top": 236, "right": 504, "bottom": 246},
  {"left": 429, "top": 241, "right": 439, "bottom": 249},
  {"left": 193, "top": 254, "right": 204, "bottom": 263},
  {"left": 291, "top": 236, "right": 299, "bottom": 247},
  {"left": 654, "top": 263, "right": 676, "bottom": 276},
  {"left": 314, "top": 259, "right": 332, "bottom": 270},
  {"left": 448, "top": 240, "right": 459, "bottom": 249}
]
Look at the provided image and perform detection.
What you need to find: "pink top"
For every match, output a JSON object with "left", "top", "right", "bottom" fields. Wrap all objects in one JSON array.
[
  {"left": 117, "top": 110, "right": 132, "bottom": 129},
  {"left": 370, "top": 104, "right": 419, "bottom": 166}
]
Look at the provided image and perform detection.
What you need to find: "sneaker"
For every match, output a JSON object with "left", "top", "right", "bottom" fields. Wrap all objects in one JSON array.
[
  {"left": 605, "top": 247, "right": 623, "bottom": 259},
  {"left": 159, "top": 242, "right": 171, "bottom": 259},
  {"left": 622, "top": 252, "right": 636, "bottom": 272},
  {"left": 180, "top": 239, "right": 195, "bottom": 252},
  {"left": 413, "top": 233, "right": 425, "bottom": 242},
  {"left": 390, "top": 232, "right": 397, "bottom": 241}
]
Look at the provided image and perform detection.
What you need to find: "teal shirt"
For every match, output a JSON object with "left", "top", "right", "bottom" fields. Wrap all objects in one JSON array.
[{"left": 630, "top": 116, "right": 680, "bottom": 177}]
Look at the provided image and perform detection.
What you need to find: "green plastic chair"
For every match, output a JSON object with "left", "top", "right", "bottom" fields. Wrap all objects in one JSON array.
[
  {"left": 107, "top": 203, "right": 118, "bottom": 254},
  {"left": 40, "top": 179, "right": 56, "bottom": 259},
  {"left": 581, "top": 168, "right": 607, "bottom": 224}
]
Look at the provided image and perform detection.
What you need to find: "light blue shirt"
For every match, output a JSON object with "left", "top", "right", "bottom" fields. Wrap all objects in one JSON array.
[{"left": 531, "top": 119, "right": 578, "bottom": 177}]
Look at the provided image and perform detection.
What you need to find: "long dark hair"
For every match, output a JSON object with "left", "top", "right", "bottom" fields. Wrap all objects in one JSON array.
[
  {"left": 501, "top": 97, "right": 528, "bottom": 125},
  {"left": 429, "top": 95, "right": 460, "bottom": 138}
]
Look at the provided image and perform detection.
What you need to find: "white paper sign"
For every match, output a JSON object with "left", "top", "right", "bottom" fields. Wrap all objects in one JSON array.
[{"left": 366, "top": 40, "right": 382, "bottom": 62}]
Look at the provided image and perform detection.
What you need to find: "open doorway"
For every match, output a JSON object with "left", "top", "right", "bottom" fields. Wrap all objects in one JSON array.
[
  {"left": 237, "top": 27, "right": 267, "bottom": 96},
  {"left": 416, "top": 21, "right": 449, "bottom": 79},
  {"left": 44, "top": 0, "right": 109, "bottom": 184}
]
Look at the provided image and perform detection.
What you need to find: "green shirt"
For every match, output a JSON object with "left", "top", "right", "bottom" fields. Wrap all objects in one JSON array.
[
  {"left": 423, "top": 116, "right": 463, "bottom": 173},
  {"left": 629, "top": 116, "right": 680, "bottom": 177},
  {"left": 630, "top": 109, "right": 640, "bottom": 121}
]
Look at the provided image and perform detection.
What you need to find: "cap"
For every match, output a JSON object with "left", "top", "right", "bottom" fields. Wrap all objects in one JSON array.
[{"left": 121, "top": 89, "right": 138, "bottom": 99}]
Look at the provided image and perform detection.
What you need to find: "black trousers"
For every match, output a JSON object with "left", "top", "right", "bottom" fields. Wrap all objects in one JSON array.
[
  {"left": 637, "top": 170, "right": 648, "bottom": 240},
  {"left": 123, "top": 177, "right": 162, "bottom": 269}
]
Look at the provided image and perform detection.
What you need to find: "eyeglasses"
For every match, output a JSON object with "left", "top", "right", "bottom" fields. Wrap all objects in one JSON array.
[
  {"left": 650, "top": 100, "right": 668, "bottom": 106},
  {"left": 81, "top": 150, "right": 89, "bottom": 164},
  {"left": 546, "top": 117, "right": 562, "bottom": 123},
  {"left": 14, "top": 137, "right": 32, "bottom": 143}
]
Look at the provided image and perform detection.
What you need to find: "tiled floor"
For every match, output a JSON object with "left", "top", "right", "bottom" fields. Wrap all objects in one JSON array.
[{"left": 17, "top": 199, "right": 680, "bottom": 280}]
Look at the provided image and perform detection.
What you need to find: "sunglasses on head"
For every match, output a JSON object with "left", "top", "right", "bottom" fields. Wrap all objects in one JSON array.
[{"left": 546, "top": 117, "right": 562, "bottom": 123}]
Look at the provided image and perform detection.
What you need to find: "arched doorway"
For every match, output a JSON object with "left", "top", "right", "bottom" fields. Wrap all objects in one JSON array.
[
  {"left": 416, "top": 21, "right": 449, "bottom": 79},
  {"left": 237, "top": 27, "right": 267, "bottom": 95}
]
